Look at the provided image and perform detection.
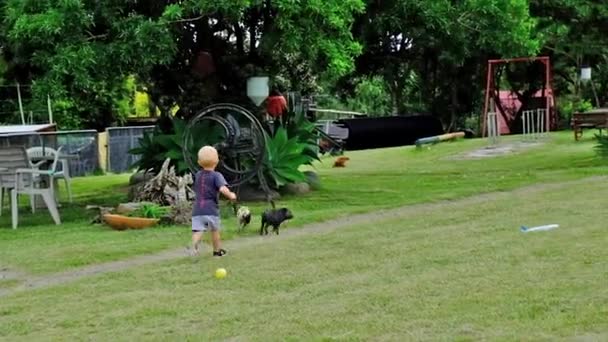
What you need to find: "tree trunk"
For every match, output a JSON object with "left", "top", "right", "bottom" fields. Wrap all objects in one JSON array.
[
  {"left": 448, "top": 83, "right": 459, "bottom": 132},
  {"left": 148, "top": 100, "right": 157, "bottom": 118},
  {"left": 196, "top": 16, "right": 211, "bottom": 50},
  {"left": 235, "top": 24, "right": 245, "bottom": 56},
  {"left": 249, "top": 10, "right": 258, "bottom": 57},
  {"left": 263, "top": 0, "right": 273, "bottom": 33},
  {"left": 389, "top": 80, "right": 400, "bottom": 115}
]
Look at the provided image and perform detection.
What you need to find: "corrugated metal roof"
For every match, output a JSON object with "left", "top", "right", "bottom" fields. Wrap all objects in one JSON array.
[{"left": 0, "top": 124, "right": 56, "bottom": 135}]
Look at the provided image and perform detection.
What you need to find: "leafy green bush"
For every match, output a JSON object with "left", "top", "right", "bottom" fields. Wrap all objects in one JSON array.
[
  {"left": 345, "top": 76, "right": 391, "bottom": 116},
  {"left": 259, "top": 111, "right": 322, "bottom": 188},
  {"left": 129, "top": 126, "right": 166, "bottom": 173},
  {"left": 129, "top": 203, "right": 169, "bottom": 219},
  {"left": 315, "top": 76, "right": 392, "bottom": 117},
  {"left": 594, "top": 134, "right": 608, "bottom": 160},
  {"left": 130, "top": 117, "right": 224, "bottom": 175},
  {"left": 557, "top": 95, "right": 593, "bottom": 124},
  {"left": 284, "top": 111, "right": 320, "bottom": 160},
  {"left": 263, "top": 126, "right": 319, "bottom": 187},
  {"left": 261, "top": 111, "right": 321, "bottom": 187},
  {"left": 462, "top": 114, "right": 480, "bottom": 136}
]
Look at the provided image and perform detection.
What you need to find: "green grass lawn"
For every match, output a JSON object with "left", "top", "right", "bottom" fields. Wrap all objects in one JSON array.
[
  {"left": 1, "top": 173, "right": 606, "bottom": 340},
  {"left": 0, "top": 132, "right": 605, "bottom": 275}
]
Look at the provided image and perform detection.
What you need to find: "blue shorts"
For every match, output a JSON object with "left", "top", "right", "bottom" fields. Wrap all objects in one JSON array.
[{"left": 192, "top": 215, "right": 221, "bottom": 232}]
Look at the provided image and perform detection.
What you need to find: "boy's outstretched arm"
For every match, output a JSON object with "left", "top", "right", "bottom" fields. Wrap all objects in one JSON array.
[{"left": 219, "top": 186, "right": 237, "bottom": 201}]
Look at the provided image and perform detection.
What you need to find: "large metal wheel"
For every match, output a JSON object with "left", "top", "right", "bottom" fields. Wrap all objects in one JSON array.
[{"left": 183, "top": 103, "right": 267, "bottom": 187}]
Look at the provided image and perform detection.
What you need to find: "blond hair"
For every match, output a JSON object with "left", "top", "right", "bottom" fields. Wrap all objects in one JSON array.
[{"left": 197, "top": 145, "right": 219, "bottom": 169}]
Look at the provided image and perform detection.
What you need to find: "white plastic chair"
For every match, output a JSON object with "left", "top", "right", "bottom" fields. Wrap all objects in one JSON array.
[
  {"left": 0, "top": 148, "right": 36, "bottom": 216},
  {"left": 27, "top": 146, "right": 73, "bottom": 203},
  {"left": 0, "top": 146, "right": 61, "bottom": 229}
]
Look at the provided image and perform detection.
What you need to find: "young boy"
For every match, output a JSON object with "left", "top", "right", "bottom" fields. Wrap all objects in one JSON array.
[{"left": 190, "top": 145, "right": 237, "bottom": 257}]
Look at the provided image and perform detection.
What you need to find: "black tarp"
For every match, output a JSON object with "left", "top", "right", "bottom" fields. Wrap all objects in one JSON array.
[{"left": 337, "top": 115, "right": 444, "bottom": 150}]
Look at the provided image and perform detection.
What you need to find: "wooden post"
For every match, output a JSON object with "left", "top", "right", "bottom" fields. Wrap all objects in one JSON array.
[
  {"left": 16, "top": 83, "right": 25, "bottom": 125},
  {"left": 47, "top": 94, "right": 53, "bottom": 124},
  {"left": 482, "top": 62, "right": 493, "bottom": 137},
  {"left": 98, "top": 131, "right": 108, "bottom": 172},
  {"left": 545, "top": 58, "right": 551, "bottom": 133}
]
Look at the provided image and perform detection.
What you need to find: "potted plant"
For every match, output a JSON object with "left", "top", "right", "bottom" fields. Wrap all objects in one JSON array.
[{"left": 103, "top": 203, "right": 168, "bottom": 230}]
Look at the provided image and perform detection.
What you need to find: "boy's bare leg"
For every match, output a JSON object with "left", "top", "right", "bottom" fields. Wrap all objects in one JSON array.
[
  {"left": 211, "top": 230, "right": 222, "bottom": 252},
  {"left": 191, "top": 232, "right": 203, "bottom": 255}
]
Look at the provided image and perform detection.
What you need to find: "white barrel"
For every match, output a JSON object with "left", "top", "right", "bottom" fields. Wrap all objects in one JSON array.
[
  {"left": 247, "top": 77, "right": 269, "bottom": 106},
  {"left": 581, "top": 67, "right": 592, "bottom": 81}
]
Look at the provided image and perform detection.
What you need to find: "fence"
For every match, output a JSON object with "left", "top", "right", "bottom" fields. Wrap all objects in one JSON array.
[
  {"left": 486, "top": 111, "right": 500, "bottom": 145},
  {"left": 106, "top": 126, "right": 155, "bottom": 174},
  {"left": 0, "top": 125, "right": 163, "bottom": 176},
  {"left": 522, "top": 109, "right": 547, "bottom": 141},
  {"left": 0, "top": 130, "right": 99, "bottom": 177}
]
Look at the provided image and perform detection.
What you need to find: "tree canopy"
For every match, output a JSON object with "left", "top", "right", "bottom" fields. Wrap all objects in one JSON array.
[
  {"left": 338, "top": 0, "right": 539, "bottom": 128},
  {"left": 0, "top": 0, "right": 606, "bottom": 130},
  {"left": 0, "top": 0, "right": 364, "bottom": 129}
]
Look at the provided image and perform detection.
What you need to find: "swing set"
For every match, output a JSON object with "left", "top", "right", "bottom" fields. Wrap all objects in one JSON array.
[{"left": 481, "top": 56, "right": 557, "bottom": 137}]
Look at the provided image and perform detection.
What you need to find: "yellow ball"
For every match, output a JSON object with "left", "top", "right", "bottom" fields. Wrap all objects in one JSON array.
[{"left": 215, "top": 268, "right": 227, "bottom": 279}]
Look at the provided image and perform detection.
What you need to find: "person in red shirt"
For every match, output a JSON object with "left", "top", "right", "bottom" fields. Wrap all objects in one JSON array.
[{"left": 266, "top": 89, "right": 288, "bottom": 127}]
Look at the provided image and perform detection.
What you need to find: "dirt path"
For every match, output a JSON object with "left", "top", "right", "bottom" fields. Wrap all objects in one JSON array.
[{"left": 1, "top": 176, "right": 604, "bottom": 298}]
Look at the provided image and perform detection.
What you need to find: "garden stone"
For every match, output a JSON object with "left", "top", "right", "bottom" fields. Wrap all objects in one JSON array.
[
  {"left": 303, "top": 171, "right": 321, "bottom": 190},
  {"left": 86, "top": 205, "right": 115, "bottom": 224},
  {"left": 237, "top": 183, "right": 281, "bottom": 202},
  {"left": 129, "top": 170, "right": 155, "bottom": 185},
  {"left": 127, "top": 183, "right": 144, "bottom": 202},
  {"left": 116, "top": 202, "right": 143, "bottom": 215},
  {"left": 283, "top": 182, "right": 310, "bottom": 195}
]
